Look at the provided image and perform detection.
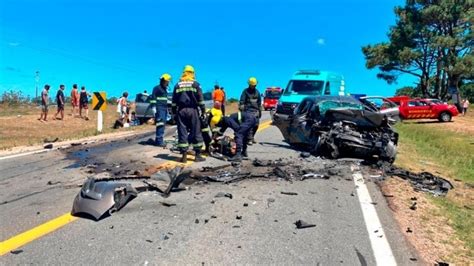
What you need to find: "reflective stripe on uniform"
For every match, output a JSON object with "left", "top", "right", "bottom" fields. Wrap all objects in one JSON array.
[
  {"left": 192, "top": 142, "right": 203, "bottom": 148},
  {"left": 150, "top": 100, "right": 157, "bottom": 103},
  {"left": 172, "top": 103, "right": 177, "bottom": 107},
  {"left": 176, "top": 87, "right": 197, "bottom": 93},
  {"left": 177, "top": 143, "right": 189, "bottom": 148},
  {"left": 202, "top": 127, "right": 210, "bottom": 132},
  {"left": 156, "top": 97, "right": 167, "bottom": 100},
  {"left": 212, "top": 127, "right": 221, "bottom": 132},
  {"left": 198, "top": 101, "right": 204, "bottom": 105},
  {"left": 238, "top": 111, "right": 242, "bottom": 123},
  {"left": 156, "top": 122, "right": 165, "bottom": 126}
]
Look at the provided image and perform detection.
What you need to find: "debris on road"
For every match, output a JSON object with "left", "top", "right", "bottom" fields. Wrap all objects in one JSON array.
[
  {"left": 160, "top": 202, "right": 176, "bottom": 207},
  {"left": 43, "top": 137, "right": 59, "bottom": 143},
  {"left": 410, "top": 202, "right": 417, "bottom": 211},
  {"left": 215, "top": 192, "right": 233, "bottom": 199},
  {"left": 294, "top": 220, "right": 316, "bottom": 229},
  {"left": 281, "top": 191, "right": 298, "bottom": 196},
  {"left": 10, "top": 249, "right": 23, "bottom": 255}
]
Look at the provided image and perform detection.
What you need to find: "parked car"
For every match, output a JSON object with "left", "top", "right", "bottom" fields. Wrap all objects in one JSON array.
[
  {"left": 273, "top": 96, "right": 398, "bottom": 162},
  {"left": 135, "top": 92, "right": 213, "bottom": 125},
  {"left": 398, "top": 98, "right": 458, "bottom": 122}
]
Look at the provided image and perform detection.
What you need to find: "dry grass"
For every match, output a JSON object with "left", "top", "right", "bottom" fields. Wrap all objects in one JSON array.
[{"left": 0, "top": 103, "right": 151, "bottom": 150}]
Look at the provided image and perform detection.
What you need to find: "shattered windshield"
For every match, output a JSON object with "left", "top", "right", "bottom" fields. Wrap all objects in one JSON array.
[
  {"left": 317, "top": 100, "right": 364, "bottom": 116},
  {"left": 284, "top": 80, "right": 324, "bottom": 95}
]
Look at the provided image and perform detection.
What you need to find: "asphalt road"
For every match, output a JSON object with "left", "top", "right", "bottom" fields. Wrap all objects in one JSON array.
[{"left": 0, "top": 112, "right": 420, "bottom": 265}]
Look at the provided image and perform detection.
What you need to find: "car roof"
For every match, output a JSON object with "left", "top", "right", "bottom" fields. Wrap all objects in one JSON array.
[{"left": 302, "top": 95, "right": 361, "bottom": 104}]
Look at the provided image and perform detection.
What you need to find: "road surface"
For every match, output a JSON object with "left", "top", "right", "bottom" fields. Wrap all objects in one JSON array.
[{"left": 0, "top": 112, "right": 420, "bottom": 265}]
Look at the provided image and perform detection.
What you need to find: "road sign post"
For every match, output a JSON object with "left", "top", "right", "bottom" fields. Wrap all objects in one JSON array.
[{"left": 92, "top": 92, "right": 107, "bottom": 133}]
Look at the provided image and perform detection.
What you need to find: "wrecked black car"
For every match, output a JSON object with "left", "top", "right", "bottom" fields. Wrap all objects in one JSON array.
[{"left": 273, "top": 96, "right": 399, "bottom": 163}]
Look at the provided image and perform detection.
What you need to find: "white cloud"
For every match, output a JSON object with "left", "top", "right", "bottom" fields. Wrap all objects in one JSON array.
[
  {"left": 316, "top": 38, "right": 325, "bottom": 45},
  {"left": 8, "top": 42, "right": 20, "bottom": 47}
]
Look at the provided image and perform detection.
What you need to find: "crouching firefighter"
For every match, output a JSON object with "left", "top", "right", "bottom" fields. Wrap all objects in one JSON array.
[
  {"left": 201, "top": 101, "right": 223, "bottom": 153},
  {"left": 172, "top": 65, "right": 206, "bottom": 163},
  {"left": 152, "top": 73, "right": 171, "bottom": 147},
  {"left": 210, "top": 110, "right": 257, "bottom": 162}
]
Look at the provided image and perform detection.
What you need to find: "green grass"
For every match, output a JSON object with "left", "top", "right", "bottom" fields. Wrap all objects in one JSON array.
[
  {"left": 395, "top": 123, "right": 474, "bottom": 257},
  {"left": 395, "top": 123, "right": 474, "bottom": 183}
]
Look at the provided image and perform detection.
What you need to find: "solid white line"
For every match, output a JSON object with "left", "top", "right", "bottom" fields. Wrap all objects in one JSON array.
[
  {"left": 353, "top": 171, "right": 397, "bottom": 266},
  {"left": 0, "top": 149, "right": 49, "bottom": 161}
]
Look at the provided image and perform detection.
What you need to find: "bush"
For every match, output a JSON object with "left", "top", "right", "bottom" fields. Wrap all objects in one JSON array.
[{"left": 1, "top": 90, "right": 30, "bottom": 105}]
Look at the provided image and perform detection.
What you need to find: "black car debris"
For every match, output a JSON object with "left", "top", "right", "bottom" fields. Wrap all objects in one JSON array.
[{"left": 273, "top": 96, "right": 399, "bottom": 163}]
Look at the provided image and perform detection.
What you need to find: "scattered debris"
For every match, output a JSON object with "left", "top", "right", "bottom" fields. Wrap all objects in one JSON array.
[
  {"left": 160, "top": 202, "right": 176, "bottom": 207},
  {"left": 406, "top": 227, "right": 413, "bottom": 233},
  {"left": 382, "top": 166, "right": 453, "bottom": 196},
  {"left": 300, "top": 152, "right": 311, "bottom": 158},
  {"left": 47, "top": 181, "right": 61, "bottom": 185},
  {"left": 354, "top": 248, "right": 368, "bottom": 266},
  {"left": 146, "top": 239, "right": 153, "bottom": 243},
  {"left": 294, "top": 220, "right": 316, "bottom": 229},
  {"left": 71, "top": 142, "right": 82, "bottom": 146},
  {"left": 409, "top": 202, "right": 417, "bottom": 211},
  {"left": 195, "top": 219, "right": 199, "bottom": 224},
  {"left": 160, "top": 233, "right": 169, "bottom": 241},
  {"left": 10, "top": 249, "right": 23, "bottom": 255},
  {"left": 236, "top": 215, "right": 242, "bottom": 220},
  {"left": 109, "top": 226, "right": 114, "bottom": 229},
  {"left": 43, "top": 137, "right": 59, "bottom": 143},
  {"left": 281, "top": 191, "right": 298, "bottom": 196},
  {"left": 44, "top": 144, "right": 53, "bottom": 149},
  {"left": 243, "top": 203, "right": 248, "bottom": 207},
  {"left": 215, "top": 192, "right": 233, "bottom": 199},
  {"left": 435, "top": 261, "right": 449, "bottom": 266}
]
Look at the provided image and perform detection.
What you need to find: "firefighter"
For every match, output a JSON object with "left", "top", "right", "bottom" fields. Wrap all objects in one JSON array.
[
  {"left": 151, "top": 73, "right": 171, "bottom": 147},
  {"left": 239, "top": 77, "right": 262, "bottom": 145},
  {"left": 201, "top": 101, "right": 223, "bottom": 153},
  {"left": 210, "top": 110, "right": 257, "bottom": 162},
  {"left": 172, "top": 65, "right": 206, "bottom": 163}
]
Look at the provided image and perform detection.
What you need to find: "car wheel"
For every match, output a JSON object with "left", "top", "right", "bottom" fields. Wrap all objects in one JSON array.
[{"left": 438, "top": 112, "right": 452, "bottom": 122}]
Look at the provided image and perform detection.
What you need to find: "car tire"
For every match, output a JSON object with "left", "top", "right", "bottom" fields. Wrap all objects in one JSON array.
[{"left": 438, "top": 112, "right": 452, "bottom": 122}]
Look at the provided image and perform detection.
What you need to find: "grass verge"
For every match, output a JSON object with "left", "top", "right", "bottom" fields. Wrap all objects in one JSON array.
[{"left": 395, "top": 122, "right": 474, "bottom": 260}]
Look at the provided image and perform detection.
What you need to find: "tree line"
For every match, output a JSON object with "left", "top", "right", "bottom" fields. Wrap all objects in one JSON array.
[{"left": 362, "top": 0, "right": 473, "bottom": 104}]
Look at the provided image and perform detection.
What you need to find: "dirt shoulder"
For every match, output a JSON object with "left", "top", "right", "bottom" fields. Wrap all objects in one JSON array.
[
  {"left": 0, "top": 103, "right": 152, "bottom": 151},
  {"left": 383, "top": 112, "right": 474, "bottom": 265}
]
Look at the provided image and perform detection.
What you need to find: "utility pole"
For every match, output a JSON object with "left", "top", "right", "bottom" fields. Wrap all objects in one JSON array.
[{"left": 35, "top": 71, "right": 40, "bottom": 104}]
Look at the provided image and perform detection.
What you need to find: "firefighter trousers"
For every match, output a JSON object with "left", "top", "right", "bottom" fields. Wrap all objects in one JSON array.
[
  {"left": 176, "top": 107, "right": 204, "bottom": 153},
  {"left": 155, "top": 105, "right": 167, "bottom": 146}
]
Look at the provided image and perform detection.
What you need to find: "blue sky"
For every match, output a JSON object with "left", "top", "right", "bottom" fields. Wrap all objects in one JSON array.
[{"left": 0, "top": 0, "right": 416, "bottom": 100}]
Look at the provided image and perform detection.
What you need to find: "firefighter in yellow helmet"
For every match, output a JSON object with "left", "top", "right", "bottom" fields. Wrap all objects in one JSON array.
[
  {"left": 239, "top": 77, "right": 262, "bottom": 145},
  {"left": 151, "top": 73, "right": 171, "bottom": 147},
  {"left": 171, "top": 65, "right": 206, "bottom": 163}
]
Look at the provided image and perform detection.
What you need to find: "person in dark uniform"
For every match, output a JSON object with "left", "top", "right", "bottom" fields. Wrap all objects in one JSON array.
[
  {"left": 211, "top": 110, "right": 257, "bottom": 162},
  {"left": 151, "top": 73, "right": 171, "bottom": 147},
  {"left": 172, "top": 65, "right": 206, "bottom": 163},
  {"left": 239, "top": 77, "right": 262, "bottom": 145}
]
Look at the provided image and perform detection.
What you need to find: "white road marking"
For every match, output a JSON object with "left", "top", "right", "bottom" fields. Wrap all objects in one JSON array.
[{"left": 352, "top": 170, "right": 397, "bottom": 266}]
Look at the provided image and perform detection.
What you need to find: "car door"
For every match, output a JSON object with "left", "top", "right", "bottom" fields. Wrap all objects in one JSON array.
[
  {"left": 287, "top": 99, "right": 314, "bottom": 145},
  {"left": 406, "top": 100, "right": 431, "bottom": 119}
]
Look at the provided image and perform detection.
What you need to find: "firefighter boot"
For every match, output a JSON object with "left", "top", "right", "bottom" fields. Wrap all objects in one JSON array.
[
  {"left": 194, "top": 150, "right": 206, "bottom": 162},
  {"left": 242, "top": 150, "right": 249, "bottom": 160},
  {"left": 180, "top": 153, "right": 188, "bottom": 163}
]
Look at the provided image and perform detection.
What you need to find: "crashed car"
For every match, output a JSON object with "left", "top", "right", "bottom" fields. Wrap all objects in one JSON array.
[{"left": 273, "top": 96, "right": 399, "bottom": 162}]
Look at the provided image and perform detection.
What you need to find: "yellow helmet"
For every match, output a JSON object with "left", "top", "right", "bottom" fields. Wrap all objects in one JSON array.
[
  {"left": 210, "top": 108, "right": 223, "bottom": 128},
  {"left": 248, "top": 77, "right": 258, "bottom": 86},
  {"left": 183, "top": 65, "right": 195, "bottom": 73},
  {"left": 160, "top": 73, "right": 172, "bottom": 81}
]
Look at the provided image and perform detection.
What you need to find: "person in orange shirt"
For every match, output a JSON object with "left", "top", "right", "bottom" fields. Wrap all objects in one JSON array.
[
  {"left": 212, "top": 85, "right": 226, "bottom": 115},
  {"left": 70, "top": 84, "right": 80, "bottom": 117}
]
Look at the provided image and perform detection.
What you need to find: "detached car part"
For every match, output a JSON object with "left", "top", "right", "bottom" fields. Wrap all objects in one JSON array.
[
  {"left": 71, "top": 167, "right": 190, "bottom": 220},
  {"left": 71, "top": 178, "right": 138, "bottom": 220}
]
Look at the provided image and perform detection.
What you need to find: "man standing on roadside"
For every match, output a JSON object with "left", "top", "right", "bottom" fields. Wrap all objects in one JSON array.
[
  {"left": 79, "top": 86, "right": 90, "bottom": 120},
  {"left": 239, "top": 77, "right": 262, "bottom": 145},
  {"left": 212, "top": 85, "right": 225, "bottom": 115},
  {"left": 38, "top": 84, "right": 50, "bottom": 122},
  {"left": 462, "top": 98, "right": 470, "bottom": 116},
  {"left": 172, "top": 65, "right": 206, "bottom": 163},
  {"left": 71, "top": 84, "right": 79, "bottom": 117},
  {"left": 152, "top": 73, "right": 172, "bottom": 147},
  {"left": 54, "top": 84, "right": 66, "bottom": 120}
]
